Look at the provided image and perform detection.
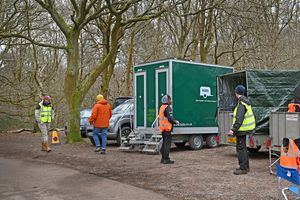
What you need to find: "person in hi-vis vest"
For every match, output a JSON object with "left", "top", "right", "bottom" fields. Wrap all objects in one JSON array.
[
  {"left": 159, "top": 95, "right": 179, "bottom": 164},
  {"left": 228, "top": 85, "right": 256, "bottom": 175},
  {"left": 35, "top": 95, "right": 54, "bottom": 152}
]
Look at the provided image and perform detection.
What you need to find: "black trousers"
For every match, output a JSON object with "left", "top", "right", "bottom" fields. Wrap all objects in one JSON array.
[
  {"left": 236, "top": 135, "right": 249, "bottom": 170},
  {"left": 160, "top": 131, "right": 172, "bottom": 160}
]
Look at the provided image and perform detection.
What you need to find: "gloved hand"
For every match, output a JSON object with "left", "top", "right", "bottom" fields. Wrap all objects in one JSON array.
[
  {"left": 228, "top": 130, "right": 235, "bottom": 136},
  {"left": 175, "top": 120, "right": 180, "bottom": 125}
]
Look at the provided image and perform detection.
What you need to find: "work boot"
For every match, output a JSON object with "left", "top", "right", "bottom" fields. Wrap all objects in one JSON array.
[
  {"left": 236, "top": 167, "right": 250, "bottom": 172},
  {"left": 94, "top": 147, "right": 101, "bottom": 152},
  {"left": 233, "top": 169, "right": 247, "bottom": 175},
  {"left": 163, "top": 159, "right": 175, "bottom": 164},
  {"left": 41, "top": 142, "right": 47, "bottom": 151},
  {"left": 44, "top": 142, "right": 51, "bottom": 153},
  {"left": 100, "top": 149, "right": 106, "bottom": 154}
]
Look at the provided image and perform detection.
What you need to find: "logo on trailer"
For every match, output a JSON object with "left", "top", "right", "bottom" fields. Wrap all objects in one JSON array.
[{"left": 200, "top": 86, "right": 213, "bottom": 98}]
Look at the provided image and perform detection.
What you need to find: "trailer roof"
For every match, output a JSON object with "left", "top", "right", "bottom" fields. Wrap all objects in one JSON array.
[
  {"left": 218, "top": 69, "right": 300, "bottom": 78},
  {"left": 134, "top": 59, "right": 233, "bottom": 69}
]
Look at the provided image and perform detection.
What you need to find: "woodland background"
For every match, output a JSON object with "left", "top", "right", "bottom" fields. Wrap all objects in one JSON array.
[{"left": 1, "top": 0, "right": 299, "bottom": 141}]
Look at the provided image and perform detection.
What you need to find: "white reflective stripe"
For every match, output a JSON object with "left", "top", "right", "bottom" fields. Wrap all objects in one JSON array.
[
  {"left": 244, "top": 114, "right": 254, "bottom": 119},
  {"left": 240, "top": 121, "right": 256, "bottom": 128}
]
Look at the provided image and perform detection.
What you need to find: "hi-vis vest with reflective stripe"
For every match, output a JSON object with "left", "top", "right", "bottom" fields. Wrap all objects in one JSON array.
[
  {"left": 39, "top": 102, "right": 52, "bottom": 123},
  {"left": 280, "top": 139, "right": 300, "bottom": 173},
  {"left": 232, "top": 101, "right": 256, "bottom": 132},
  {"left": 159, "top": 105, "right": 172, "bottom": 132}
]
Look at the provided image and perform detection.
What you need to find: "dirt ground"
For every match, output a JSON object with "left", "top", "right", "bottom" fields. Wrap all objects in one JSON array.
[{"left": 0, "top": 132, "right": 283, "bottom": 200}]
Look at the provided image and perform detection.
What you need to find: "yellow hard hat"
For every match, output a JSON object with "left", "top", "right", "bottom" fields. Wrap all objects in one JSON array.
[{"left": 96, "top": 94, "right": 104, "bottom": 101}]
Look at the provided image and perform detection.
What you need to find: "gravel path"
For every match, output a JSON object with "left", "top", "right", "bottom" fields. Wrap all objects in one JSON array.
[{"left": 0, "top": 132, "right": 281, "bottom": 200}]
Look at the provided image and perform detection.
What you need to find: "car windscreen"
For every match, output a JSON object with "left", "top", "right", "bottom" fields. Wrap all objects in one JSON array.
[
  {"left": 113, "top": 98, "right": 131, "bottom": 108},
  {"left": 112, "top": 101, "right": 133, "bottom": 115}
]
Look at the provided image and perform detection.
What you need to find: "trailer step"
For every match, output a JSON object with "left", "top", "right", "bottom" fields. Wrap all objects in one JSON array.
[
  {"left": 129, "top": 140, "right": 145, "bottom": 145},
  {"left": 151, "top": 135, "right": 162, "bottom": 139},
  {"left": 142, "top": 149, "right": 158, "bottom": 153},
  {"left": 119, "top": 146, "right": 132, "bottom": 151},
  {"left": 144, "top": 141, "right": 160, "bottom": 145}
]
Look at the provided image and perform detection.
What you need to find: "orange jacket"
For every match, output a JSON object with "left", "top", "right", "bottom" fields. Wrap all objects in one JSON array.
[
  {"left": 280, "top": 138, "right": 300, "bottom": 173},
  {"left": 159, "top": 105, "right": 172, "bottom": 132},
  {"left": 89, "top": 99, "right": 112, "bottom": 128}
]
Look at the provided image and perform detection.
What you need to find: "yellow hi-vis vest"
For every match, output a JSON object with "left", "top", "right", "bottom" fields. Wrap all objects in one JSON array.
[
  {"left": 39, "top": 102, "right": 52, "bottom": 123},
  {"left": 232, "top": 101, "right": 256, "bottom": 132}
]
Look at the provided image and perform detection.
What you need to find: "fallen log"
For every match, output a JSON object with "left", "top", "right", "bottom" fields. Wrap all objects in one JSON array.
[{"left": 7, "top": 128, "right": 35, "bottom": 134}]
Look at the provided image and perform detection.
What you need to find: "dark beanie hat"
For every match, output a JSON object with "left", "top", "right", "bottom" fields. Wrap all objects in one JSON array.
[{"left": 235, "top": 85, "right": 246, "bottom": 95}]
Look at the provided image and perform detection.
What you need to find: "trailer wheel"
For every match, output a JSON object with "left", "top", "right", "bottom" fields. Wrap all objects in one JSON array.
[
  {"left": 189, "top": 135, "right": 204, "bottom": 150},
  {"left": 247, "top": 146, "right": 261, "bottom": 153},
  {"left": 206, "top": 135, "right": 218, "bottom": 148},
  {"left": 174, "top": 142, "right": 186, "bottom": 148}
]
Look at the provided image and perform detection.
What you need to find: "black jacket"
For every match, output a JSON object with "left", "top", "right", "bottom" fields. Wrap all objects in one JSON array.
[
  {"left": 232, "top": 96, "right": 254, "bottom": 135},
  {"left": 163, "top": 104, "right": 176, "bottom": 132}
]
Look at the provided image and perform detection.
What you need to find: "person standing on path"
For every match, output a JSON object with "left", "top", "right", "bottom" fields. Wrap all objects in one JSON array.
[
  {"left": 159, "top": 95, "right": 179, "bottom": 164},
  {"left": 228, "top": 85, "right": 256, "bottom": 175},
  {"left": 35, "top": 95, "right": 54, "bottom": 152},
  {"left": 89, "top": 94, "right": 112, "bottom": 154}
]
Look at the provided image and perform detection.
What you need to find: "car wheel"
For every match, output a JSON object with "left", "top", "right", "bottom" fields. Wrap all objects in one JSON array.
[
  {"left": 89, "top": 136, "right": 102, "bottom": 146},
  {"left": 117, "top": 126, "right": 132, "bottom": 145},
  {"left": 206, "top": 135, "right": 218, "bottom": 148},
  {"left": 89, "top": 136, "right": 96, "bottom": 146},
  {"left": 174, "top": 142, "right": 186, "bottom": 148},
  {"left": 189, "top": 135, "right": 204, "bottom": 150}
]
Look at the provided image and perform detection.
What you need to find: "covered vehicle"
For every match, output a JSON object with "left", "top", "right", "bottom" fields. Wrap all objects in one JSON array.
[{"left": 218, "top": 70, "right": 300, "bottom": 152}]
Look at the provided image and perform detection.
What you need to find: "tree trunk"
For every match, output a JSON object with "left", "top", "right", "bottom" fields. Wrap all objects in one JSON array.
[
  {"left": 100, "top": 63, "right": 115, "bottom": 98},
  {"left": 67, "top": 94, "right": 82, "bottom": 143},
  {"left": 65, "top": 31, "right": 83, "bottom": 143}
]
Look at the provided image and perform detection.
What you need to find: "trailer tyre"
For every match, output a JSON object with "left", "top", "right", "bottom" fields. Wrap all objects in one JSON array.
[
  {"left": 247, "top": 146, "right": 261, "bottom": 153},
  {"left": 189, "top": 135, "right": 204, "bottom": 150},
  {"left": 206, "top": 135, "right": 218, "bottom": 148}
]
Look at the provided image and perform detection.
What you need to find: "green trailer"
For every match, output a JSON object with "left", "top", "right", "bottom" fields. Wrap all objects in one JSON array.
[{"left": 129, "top": 59, "right": 232, "bottom": 151}]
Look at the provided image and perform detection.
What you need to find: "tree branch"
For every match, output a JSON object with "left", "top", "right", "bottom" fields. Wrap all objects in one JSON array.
[
  {"left": 35, "top": 0, "right": 70, "bottom": 36},
  {"left": 0, "top": 33, "right": 66, "bottom": 49}
]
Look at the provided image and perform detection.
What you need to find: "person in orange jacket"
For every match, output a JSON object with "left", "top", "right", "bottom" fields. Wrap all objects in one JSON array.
[
  {"left": 89, "top": 94, "right": 112, "bottom": 154},
  {"left": 159, "top": 95, "right": 179, "bottom": 164}
]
